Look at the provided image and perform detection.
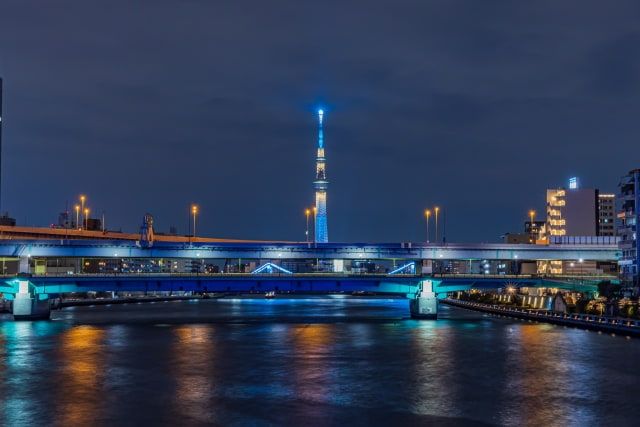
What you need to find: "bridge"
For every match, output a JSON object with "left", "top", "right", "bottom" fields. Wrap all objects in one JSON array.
[
  {"left": 0, "top": 232, "right": 620, "bottom": 320},
  {"left": 0, "top": 239, "right": 619, "bottom": 261},
  {"left": 0, "top": 271, "right": 611, "bottom": 320}
]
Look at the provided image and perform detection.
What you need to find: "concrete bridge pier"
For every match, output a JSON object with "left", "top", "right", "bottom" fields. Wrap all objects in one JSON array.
[
  {"left": 12, "top": 279, "right": 51, "bottom": 320},
  {"left": 410, "top": 279, "right": 438, "bottom": 319},
  {"left": 18, "top": 256, "right": 30, "bottom": 274}
]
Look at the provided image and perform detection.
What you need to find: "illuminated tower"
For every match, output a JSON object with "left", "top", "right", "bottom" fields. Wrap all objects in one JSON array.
[{"left": 314, "top": 109, "right": 328, "bottom": 243}]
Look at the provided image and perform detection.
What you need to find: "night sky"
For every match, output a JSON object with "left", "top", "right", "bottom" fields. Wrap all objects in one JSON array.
[{"left": 0, "top": 1, "right": 638, "bottom": 242}]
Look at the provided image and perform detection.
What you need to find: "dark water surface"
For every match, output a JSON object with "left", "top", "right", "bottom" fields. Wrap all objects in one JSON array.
[{"left": 1, "top": 298, "right": 639, "bottom": 426}]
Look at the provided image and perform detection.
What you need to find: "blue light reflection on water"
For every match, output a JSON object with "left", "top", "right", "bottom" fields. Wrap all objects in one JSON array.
[{"left": 0, "top": 299, "right": 639, "bottom": 426}]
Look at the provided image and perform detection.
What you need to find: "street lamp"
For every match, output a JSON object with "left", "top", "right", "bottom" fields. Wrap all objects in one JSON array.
[
  {"left": 578, "top": 258, "right": 584, "bottom": 286},
  {"left": 424, "top": 209, "right": 431, "bottom": 243},
  {"left": 434, "top": 206, "right": 440, "bottom": 243},
  {"left": 80, "top": 195, "right": 86, "bottom": 228},
  {"left": 84, "top": 208, "right": 90, "bottom": 230},
  {"left": 528, "top": 210, "right": 536, "bottom": 242},
  {"left": 74, "top": 204, "right": 80, "bottom": 229},
  {"left": 191, "top": 204, "right": 198, "bottom": 237},
  {"left": 305, "top": 208, "right": 311, "bottom": 243}
]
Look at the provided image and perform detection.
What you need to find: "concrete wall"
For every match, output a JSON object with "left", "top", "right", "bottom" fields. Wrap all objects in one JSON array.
[{"left": 565, "top": 189, "right": 597, "bottom": 236}]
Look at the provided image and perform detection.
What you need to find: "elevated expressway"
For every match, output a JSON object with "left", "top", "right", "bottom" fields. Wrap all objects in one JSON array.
[{"left": 0, "top": 239, "right": 619, "bottom": 262}]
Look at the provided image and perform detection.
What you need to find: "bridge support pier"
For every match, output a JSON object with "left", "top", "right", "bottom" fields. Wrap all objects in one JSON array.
[
  {"left": 12, "top": 280, "right": 51, "bottom": 320},
  {"left": 410, "top": 279, "right": 437, "bottom": 319},
  {"left": 18, "top": 256, "right": 30, "bottom": 274}
]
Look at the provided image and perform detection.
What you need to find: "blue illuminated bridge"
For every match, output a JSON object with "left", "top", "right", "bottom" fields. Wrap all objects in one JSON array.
[{"left": 0, "top": 238, "right": 620, "bottom": 320}]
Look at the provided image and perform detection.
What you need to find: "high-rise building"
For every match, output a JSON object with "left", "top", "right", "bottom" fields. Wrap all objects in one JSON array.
[
  {"left": 598, "top": 193, "right": 616, "bottom": 236},
  {"left": 546, "top": 178, "right": 614, "bottom": 237},
  {"left": 546, "top": 187, "right": 597, "bottom": 236},
  {"left": 617, "top": 169, "right": 640, "bottom": 289},
  {"left": 313, "top": 109, "right": 328, "bottom": 243},
  {"left": 525, "top": 220, "right": 545, "bottom": 241}
]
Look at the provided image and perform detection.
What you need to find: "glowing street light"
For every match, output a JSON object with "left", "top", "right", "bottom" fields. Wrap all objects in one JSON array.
[
  {"left": 191, "top": 204, "right": 199, "bottom": 237},
  {"left": 578, "top": 258, "right": 584, "bottom": 282},
  {"left": 424, "top": 209, "right": 431, "bottom": 243},
  {"left": 79, "top": 195, "right": 86, "bottom": 229},
  {"left": 305, "top": 208, "right": 311, "bottom": 243},
  {"left": 434, "top": 206, "right": 440, "bottom": 243},
  {"left": 74, "top": 204, "right": 80, "bottom": 230},
  {"left": 83, "top": 208, "right": 90, "bottom": 230},
  {"left": 528, "top": 210, "right": 536, "bottom": 242}
]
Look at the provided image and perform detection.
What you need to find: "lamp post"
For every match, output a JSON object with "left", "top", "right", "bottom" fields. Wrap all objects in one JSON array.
[
  {"left": 424, "top": 209, "right": 431, "bottom": 243},
  {"left": 80, "top": 195, "right": 86, "bottom": 228},
  {"left": 83, "top": 208, "right": 90, "bottom": 230},
  {"left": 579, "top": 258, "right": 584, "bottom": 284},
  {"left": 191, "top": 204, "right": 198, "bottom": 238},
  {"left": 528, "top": 210, "right": 536, "bottom": 242},
  {"left": 305, "top": 208, "right": 311, "bottom": 243},
  {"left": 434, "top": 206, "right": 440, "bottom": 243},
  {"left": 74, "top": 204, "right": 80, "bottom": 230}
]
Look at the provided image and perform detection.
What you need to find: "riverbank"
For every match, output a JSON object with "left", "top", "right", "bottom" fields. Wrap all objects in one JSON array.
[{"left": 442, "top": 298, "right": 640, "bottom": 338}]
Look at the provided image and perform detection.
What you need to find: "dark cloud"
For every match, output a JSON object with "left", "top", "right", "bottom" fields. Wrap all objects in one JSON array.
[{"left": 0, "top": 0, "right": 638, "bottom": 242}]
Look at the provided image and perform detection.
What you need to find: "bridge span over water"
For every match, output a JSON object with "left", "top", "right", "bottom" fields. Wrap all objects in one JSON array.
[
  {"left": 0, "top": 239, "right": 619, "bottom": 261},
  {"left": 0, "top": 237, "right": 619, "bottom": 321},
  {"left": 0, "top": 271, "right": 613, "bottom": 321}
]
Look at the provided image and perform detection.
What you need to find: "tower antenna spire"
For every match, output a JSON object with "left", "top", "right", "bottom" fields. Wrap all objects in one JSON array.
[{"left": 313, "top": 108, "right": 328, "bottom": 243}]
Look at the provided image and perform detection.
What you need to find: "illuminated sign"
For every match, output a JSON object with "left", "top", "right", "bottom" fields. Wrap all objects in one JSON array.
[{"left": 569, "top": 177, "right": 578, "bottom": 189}]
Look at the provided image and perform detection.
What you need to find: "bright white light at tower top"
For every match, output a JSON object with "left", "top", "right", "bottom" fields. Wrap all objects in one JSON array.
[{"left": 318, "top": 109, "right": 324, "bottom": 123}]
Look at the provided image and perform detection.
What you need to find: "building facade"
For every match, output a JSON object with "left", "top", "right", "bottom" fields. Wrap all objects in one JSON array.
[
  {"left": 617, "top": 169, "right": 640, "bottom": 289},
  {"left": 546, "top": 179, "right": 614, "bottom": 238},
  {"left": 525, "top": 220, "right": 545, "bottom": 241},
  {"left": 597, "top": 193, "right": 616, "bottom": 236}
]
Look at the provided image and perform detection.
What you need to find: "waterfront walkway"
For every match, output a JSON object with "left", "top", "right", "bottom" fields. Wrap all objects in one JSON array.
[{"left": 442, "top": 298, "right": 640, "bottom": 338}]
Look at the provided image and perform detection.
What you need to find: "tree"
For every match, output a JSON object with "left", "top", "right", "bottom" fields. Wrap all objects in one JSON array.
[{"left": 597, "top": 281, "right": 621, "bottom": 300}]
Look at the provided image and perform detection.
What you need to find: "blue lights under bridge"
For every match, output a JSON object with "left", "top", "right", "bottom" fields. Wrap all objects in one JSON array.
[{"left": 0, "top": 238, "right": 619, "bottom": 320}]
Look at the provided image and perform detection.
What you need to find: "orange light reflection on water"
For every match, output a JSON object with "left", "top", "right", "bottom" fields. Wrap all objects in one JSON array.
[
  {"left": 500, "top": 324, "right": 591, "bottom": 425},
  {"left": 289, "top": 324, "right": 333, "bottom": 403},
  {"left": 57, "top": 325, "right": 106, "bottom": 426},
  {"left": 171, "top": 325, "right": 215, "bottom": 423}
]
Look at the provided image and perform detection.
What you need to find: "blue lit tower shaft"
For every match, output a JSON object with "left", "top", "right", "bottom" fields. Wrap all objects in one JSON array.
[{"left": 314, "top": 110, "right": 328, "bottom": 243}]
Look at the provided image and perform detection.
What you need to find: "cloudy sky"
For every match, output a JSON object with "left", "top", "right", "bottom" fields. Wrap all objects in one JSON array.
[{"left": 0, "top": 1, "right": 638, "bottom": 242}]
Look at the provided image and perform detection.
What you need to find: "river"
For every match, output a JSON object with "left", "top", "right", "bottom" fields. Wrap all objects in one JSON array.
[{"left": 0, "top": 297, "right": 638, "bottom": 426}]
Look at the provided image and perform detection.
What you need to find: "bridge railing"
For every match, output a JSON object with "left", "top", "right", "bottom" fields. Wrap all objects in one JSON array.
[
  {"left": 0, "top": 272, "right": 422, "bottom": 279},
  {"left": 1, "top": 272, "right": 619, "bottom": 281},
  {"left": 432, "top": 273, "right": 618, "bottom": 281},
  {"left": 447, "top": 299, "right": 640, "bottom": 328}
]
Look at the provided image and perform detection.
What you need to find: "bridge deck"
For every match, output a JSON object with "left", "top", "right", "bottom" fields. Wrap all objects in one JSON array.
[
  {"left": 0, "top": 273, "right": 606, "bottom": 297},
  {"left": 0, "top": 239, "right": 619, "bottom": 261}
]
